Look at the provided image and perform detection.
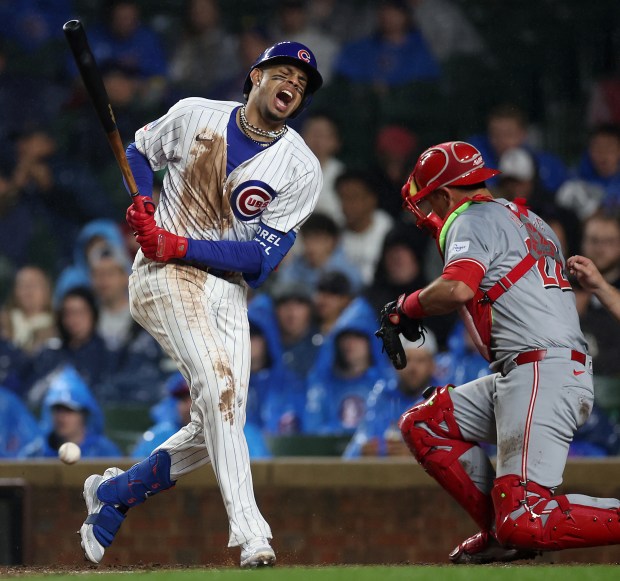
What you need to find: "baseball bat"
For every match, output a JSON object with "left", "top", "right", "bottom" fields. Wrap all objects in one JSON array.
[{"left": 63, "top": 19, "right": 144, "bottom": 212}]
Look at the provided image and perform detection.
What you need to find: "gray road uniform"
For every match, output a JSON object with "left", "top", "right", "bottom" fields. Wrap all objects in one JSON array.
[
  {"left": 442, "top": 199, "right": 591, "bottom": 485},
  {"left": 400, "top": 196, "right": 620, "bottom": 552}
]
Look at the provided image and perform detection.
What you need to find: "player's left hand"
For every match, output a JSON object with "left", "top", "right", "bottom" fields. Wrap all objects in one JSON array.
[
  {"left": 126, "top": 196, "right": 156, "bottom": 236},
  {"left": 137, "top": 227, "right": 188, "bottom": 262}
]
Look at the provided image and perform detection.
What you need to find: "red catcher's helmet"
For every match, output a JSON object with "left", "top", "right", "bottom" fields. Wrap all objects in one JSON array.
[{"left": 401, "top": 141, "right": 500, "bottom": 235}]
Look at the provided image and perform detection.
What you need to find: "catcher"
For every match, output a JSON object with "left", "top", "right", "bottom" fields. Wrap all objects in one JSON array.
[{"left": 376, "top": 141, "right": 620, "bottom": 564}]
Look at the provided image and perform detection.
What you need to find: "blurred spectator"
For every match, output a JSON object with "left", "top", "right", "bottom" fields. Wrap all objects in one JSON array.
[
  {"left": 556, "top": 124, "right": 620, "bottom": 218},
  {"left": 300, "top": 112, "right": 346, "bottom": 224},
  {"left": 0, "top": 39, "right": 65, "bottom": 162},
  {"left": 304, "top": 295, "right": 395, "bottom": 435},
  {"left": 335, "top": 170, "right": 394, "bottom": 284},
  {"left": 0, "top": 265, "right": 57, "bottom": 354},
  {"left": 343, "top": 332, "right": 438, "bottom": 458},
  {"left": 587, "top": 73, "right": 620, "bottom": 128},
  {"left": 90, "top": 252, "right": 132, "bottom": 351},
  {"left": 0, "top": 0, "right": 71, "bottom": 54},
  {"left": 169, "top": 0, "right": 239, "bottom": 97},
  {"left": 24, "top": 287, "right": 113, "bottom": 406},
  {"left": 494, "top": 147, "right": 581, "bottom": 255},
  {"left": 207, "top": 25, "right": 272, "bottom": 103},
  {"left": 363, "top": 224, "right": 457, "bottom": 349},
  {"left": 89, "top": 248, "right": 172, "bottom": 405},
  {"left": 132, "top": 371, "right": 271, "bottom": 458},
  {"left": 574, "top": 213, "right": 620, "bottom": 420},
  {"left": 332, "top": 0, "right": 440, "bottom": 89},
  {"left": 0, "top": 384, "right": 41, "bottom": 458},
  {"left": 277, "top": 212, "right": 363, "bottom": 292},
  {"left": 467, "top": 103, "right": 568, "bottom": 192},
  {"left": 19, "top": 365, "right": 121, "bottom": 458},
  {"left": 81, "top": 0, "right": 168, "bottom": 100},
  {"left": 56, "top": 59, "right": 164, "bottom": 214},
  {"left": 370, "top": 125, "right": 419, "bottom": 219},
  {"left": 306, "top": 0, "right": 374, "bottom": 42},
  {"left": 363, "top": 225, "right": 427, "bottom": 316},
  {"left": 270, "top": 0, "right": 339, "bottom": 84},
  {"left": 271, "top": 284, "right": 321, "bottom": 379},
  {"left": 313, "top": 270, "right": 355, "bottom": 336},
  {"left": 434, "top": 320, "right": 491, "bottom": 387},
  {"left": 0, "top": 337, "right": 27, "bottom": 397},
  {"left": 247, "top": 307, "right": 307, "bottom": 438},
  {"left": 410, "top": 0, "right": 488, "bottom": 64},
  {"left": 0, "top": 126, "right": 114, "bottom": 270},
  {"left": 54, "top": 219, "right": 131, "bottom": 306}
]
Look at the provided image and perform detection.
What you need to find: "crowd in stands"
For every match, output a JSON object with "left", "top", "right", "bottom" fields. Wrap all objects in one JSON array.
[{"left": 1, "top": 0, "right": 620, "bottom": 460}]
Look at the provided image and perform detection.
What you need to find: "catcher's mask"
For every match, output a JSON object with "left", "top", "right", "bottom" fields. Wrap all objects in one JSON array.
[
  {"left": 401, "top": 141, "right": 500, "bottom": 236},
  {"left": 243, "top": 41, "right": 323, "bottom": 118}
]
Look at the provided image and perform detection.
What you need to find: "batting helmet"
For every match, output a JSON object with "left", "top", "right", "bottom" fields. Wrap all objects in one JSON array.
[
  {"left": 401, "top": 141, "right": 500, "bottom": 234},
  {"left": 243, "top": 41, "right": 323, "bottom": 117}
]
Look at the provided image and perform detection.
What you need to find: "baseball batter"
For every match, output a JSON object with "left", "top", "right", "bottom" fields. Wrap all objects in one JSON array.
[
  {"left": 78, "top": 42, "right": 323, "bottom": 569},
  {"left": 382, "top": 142, "right": 620, "bottom": 563}
]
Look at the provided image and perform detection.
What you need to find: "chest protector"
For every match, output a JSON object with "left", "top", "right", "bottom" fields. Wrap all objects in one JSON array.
[{"left": 444, "top": 199, "right": 568, "bottom": 362}]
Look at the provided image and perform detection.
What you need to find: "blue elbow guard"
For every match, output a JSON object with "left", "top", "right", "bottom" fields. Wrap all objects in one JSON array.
[{"left": 97, "top": 449, "right": 176, "bottom": 508}]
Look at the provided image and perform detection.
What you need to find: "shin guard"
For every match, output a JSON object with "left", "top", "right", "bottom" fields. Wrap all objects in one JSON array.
[
  {"left": 493, "top": 474, "right": 620, "bottom": 550},
  {"left": 98, "top": 449, "right": 176, "bottom": 508},
  {"left": 399, "top": 386, "right": 494, "bottom": 531}
]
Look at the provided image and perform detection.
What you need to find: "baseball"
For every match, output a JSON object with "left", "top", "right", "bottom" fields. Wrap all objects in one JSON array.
[{"left": 58, "top": 442, "right": 81, "bottom": 464}]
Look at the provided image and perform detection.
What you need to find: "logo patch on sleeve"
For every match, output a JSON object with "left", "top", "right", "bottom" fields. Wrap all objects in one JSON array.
[
  {"left": 230, "top": 180, "right": 277, "bottom": 221},
  {"left": 449, "top": 241, "right": 470, "bottom": 255}
]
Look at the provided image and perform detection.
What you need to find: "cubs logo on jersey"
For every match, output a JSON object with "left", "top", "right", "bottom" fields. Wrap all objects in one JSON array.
[{"left": 230, "top": 180, "right": 277, "bottom": 221}]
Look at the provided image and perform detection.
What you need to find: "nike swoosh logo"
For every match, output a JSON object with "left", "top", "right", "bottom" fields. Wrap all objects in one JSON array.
[{"left": 573, "top": 369, "right": 585, "bottom": 376}]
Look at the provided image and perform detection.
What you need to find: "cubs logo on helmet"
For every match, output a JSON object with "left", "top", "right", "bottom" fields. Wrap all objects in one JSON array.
[
  {"left": 297, "top": 49, "right": 311, "bottom": 63},
  {"left": 231, "top": 180, "right": 277, "bottom": 221}
]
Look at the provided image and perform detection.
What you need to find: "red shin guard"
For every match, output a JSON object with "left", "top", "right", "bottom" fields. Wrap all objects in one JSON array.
[
  {"left": 493, "top": 474, "right": 620, "bottom": 550},
  {"left": 399, "top": 386, "right": 493, "bottom": 531}
]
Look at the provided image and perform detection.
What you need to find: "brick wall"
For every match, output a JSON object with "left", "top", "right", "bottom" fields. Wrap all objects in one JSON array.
[{"left": 1, "top": 459, "right": 619, "bottom": 566}]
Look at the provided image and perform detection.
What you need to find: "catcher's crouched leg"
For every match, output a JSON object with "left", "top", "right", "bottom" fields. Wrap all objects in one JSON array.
[
  {"left": 399, "top": 386, "right": 493, "bottom": 531},
  {"left": 493, "top": 474, "right": 620, "bottom": 550}
]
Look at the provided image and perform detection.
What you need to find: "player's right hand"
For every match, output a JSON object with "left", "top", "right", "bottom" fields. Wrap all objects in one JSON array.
[{"left": 126, "top": 196, "right": 156, "bottom": 236}]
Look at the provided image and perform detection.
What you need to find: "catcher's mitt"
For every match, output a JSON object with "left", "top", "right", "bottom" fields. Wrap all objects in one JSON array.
[{"left": 375, "top": 294, "right": 426, "bottom": 370}]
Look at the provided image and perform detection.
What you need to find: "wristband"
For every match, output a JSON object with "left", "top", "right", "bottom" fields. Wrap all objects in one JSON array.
[{"left": 402, "top": 289, "right": 426, "bottom": 319}]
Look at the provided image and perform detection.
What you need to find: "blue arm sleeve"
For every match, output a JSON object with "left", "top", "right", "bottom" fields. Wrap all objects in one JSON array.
[
  {"left": 125, "top": 142, "right": 154, "bottom": 198},
  {"left": 184, "top": 223, "right": 296, "bottom": 289}
]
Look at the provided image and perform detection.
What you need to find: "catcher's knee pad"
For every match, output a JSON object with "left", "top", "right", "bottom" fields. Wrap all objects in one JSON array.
[
  {"left": 493, "top": 474, "right": 620, "bottom": 550},
  {"left": 399, "top": 386, "right": 493, "bottom": 530},
  {"left": 98, "top": 449, "right": 176, "bottom": 508}
]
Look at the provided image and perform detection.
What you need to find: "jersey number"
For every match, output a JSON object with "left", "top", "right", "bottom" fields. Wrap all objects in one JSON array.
[{"left": 537, "top": 255, "right": 571, "bottom": 290}]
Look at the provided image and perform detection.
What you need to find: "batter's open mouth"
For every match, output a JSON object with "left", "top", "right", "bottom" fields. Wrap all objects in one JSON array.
[{"left": 276, "top": 90, "right": 293, "bottom": 105}]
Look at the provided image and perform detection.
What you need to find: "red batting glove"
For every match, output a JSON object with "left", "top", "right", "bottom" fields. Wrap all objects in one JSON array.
[
  {"left": 136, "top": 227, "right": 188, "bottom": 262},
  {"left": 126, "top": 196, "right": 157, "bottom": 236}
]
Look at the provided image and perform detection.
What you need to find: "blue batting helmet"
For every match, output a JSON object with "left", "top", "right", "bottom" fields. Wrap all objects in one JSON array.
[{"left": 243, "top": 41, "right": 323, "bottom": 117}]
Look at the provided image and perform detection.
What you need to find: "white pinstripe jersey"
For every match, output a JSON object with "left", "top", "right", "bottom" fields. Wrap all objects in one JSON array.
[{"left": 134, "top": 97, "right": 323, "bottom": 243}]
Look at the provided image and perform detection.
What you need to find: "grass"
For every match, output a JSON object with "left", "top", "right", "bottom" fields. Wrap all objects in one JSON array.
[{"left": 6, "top": 565, "right": 620, "bottom": 581}]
